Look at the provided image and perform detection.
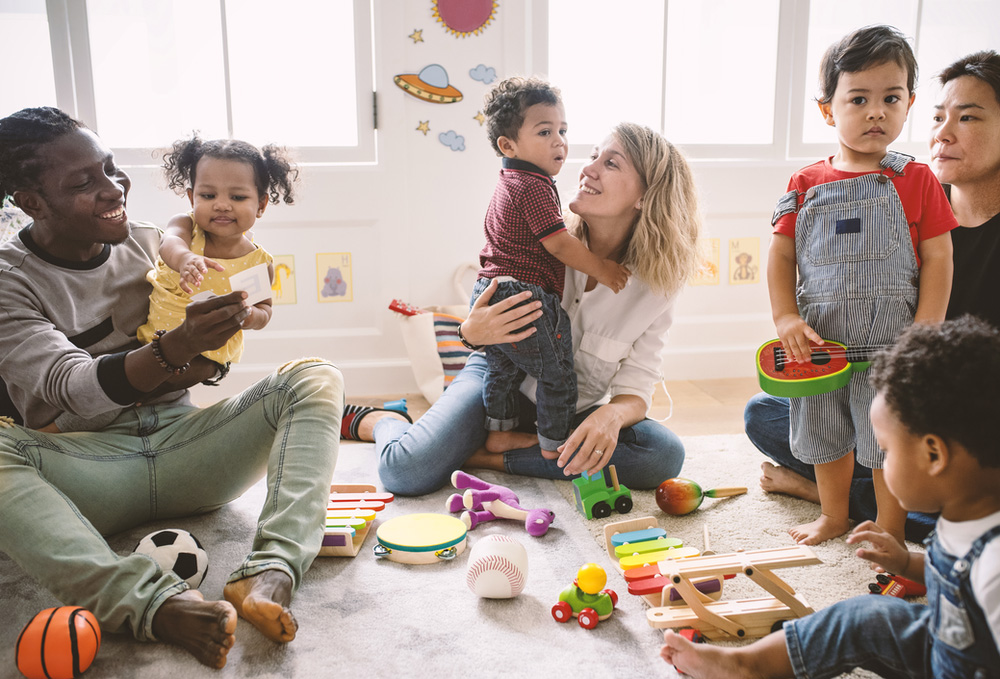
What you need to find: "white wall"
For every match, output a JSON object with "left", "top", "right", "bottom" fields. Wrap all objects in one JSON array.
[{"left": 120, "top": 2, "right": 842, "bottom": 401}]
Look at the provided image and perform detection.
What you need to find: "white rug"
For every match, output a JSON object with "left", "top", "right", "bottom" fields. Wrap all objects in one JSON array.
[{"left": 0, "top": 435, "right": 912, "bottom": 678}]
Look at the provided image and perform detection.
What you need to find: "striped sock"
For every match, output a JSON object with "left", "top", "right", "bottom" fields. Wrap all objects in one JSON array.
[{"left": 341, "top": 404, "right": 412, "bottom": 441}]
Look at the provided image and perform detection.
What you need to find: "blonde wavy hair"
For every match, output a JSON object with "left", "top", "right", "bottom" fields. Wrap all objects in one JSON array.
[{"left": 566, "top": 122, "right": 702, "bottom": 296}]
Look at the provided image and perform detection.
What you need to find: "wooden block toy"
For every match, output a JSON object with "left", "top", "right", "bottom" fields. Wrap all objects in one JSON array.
[
  {"left": 374, "top": 513, "right": 468, "bottom": 564},
  {"left": 613, "top": 536, "right": 683, "bottom": 558},
  {"left": 320, "top": 484, "right": 394, "bottom": 557}
]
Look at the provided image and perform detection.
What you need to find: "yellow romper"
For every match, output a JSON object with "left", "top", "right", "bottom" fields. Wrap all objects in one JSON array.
[{"left": 137, "top": 224, "right": 273, "bottom": 364}]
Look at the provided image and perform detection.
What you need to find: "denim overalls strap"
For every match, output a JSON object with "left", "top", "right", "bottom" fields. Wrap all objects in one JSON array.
[
  {"left": 782, "top": 151, "right": 919, "bottom": 467},
  {"left": 924, "top": 526, "right": 1000, "bottom": 678}
]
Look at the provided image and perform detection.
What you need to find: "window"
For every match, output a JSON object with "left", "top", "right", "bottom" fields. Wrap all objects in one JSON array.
[
  {"left": 543, "top": 0, "right": 1000, "bottom": 161},
  {"left": 0, "top": 0, "right": 58, "bottom": 114},
  {"left": 3, "top": 0, "right": 374, "bottom": 164}
]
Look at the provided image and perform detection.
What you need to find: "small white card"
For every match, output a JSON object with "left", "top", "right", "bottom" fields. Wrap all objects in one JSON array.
[{"left": 190, "top": 262, "right": 272, "bottom": 305}]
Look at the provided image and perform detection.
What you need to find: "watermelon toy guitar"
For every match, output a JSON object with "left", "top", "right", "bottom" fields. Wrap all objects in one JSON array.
[{"left": 756, "top": 338, "right": 889, "bottom": 398}]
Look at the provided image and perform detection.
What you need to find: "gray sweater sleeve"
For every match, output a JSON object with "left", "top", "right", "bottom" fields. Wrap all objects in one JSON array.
[{"left": 0, "top": 223, "right": 169, "bottom": 430}]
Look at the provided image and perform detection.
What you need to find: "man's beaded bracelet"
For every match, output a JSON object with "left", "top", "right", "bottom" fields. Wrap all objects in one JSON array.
[
  {"left": 151, "top": 330, "right": 191, "bottom": 375},
  {"left": 457, "top": 323, "right": 483, "bottom": 351}
]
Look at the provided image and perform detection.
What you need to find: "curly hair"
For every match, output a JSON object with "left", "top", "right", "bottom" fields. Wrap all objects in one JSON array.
[
  {"left": 161, "top": 133, "right": 298, "bottom": 205},
  {"left": 939, "top": 50, "right": 1000, "bottom": 106},
  {"left": 0, "top": 107, "right": 85, "bottom": 201},
  {"left": 566, "top": 123, "right": 701, "bottom": 296},
  {"left": 818, "top": 24, "right": 917, "bottom": 103},
  {"left": 483, "top": 76, "right": 561, "bottom": 156},
  {"left": 869, "top": 316, "right": 1000, "bottom": 468}
]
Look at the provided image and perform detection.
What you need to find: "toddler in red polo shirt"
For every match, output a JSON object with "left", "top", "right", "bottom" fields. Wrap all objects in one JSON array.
[{"left": 470, "top": 76, "right": 630, "bottom": 459}]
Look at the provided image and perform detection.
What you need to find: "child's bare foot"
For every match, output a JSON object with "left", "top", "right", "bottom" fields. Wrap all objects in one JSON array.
[
  {"left": 485, "top": 430, "right": 539, "bottom": 453},
  {"left": 660, "top": 629, "right": 744, "bottom": 678},
  {"left": 789, "top": 513, "right": 851, "bottom": 545},
  {"left": 760, "top": 462, "right": 820, "bottom": 503},
  {"left": 151, "top": 589, "right": 237, "bottom": 669},
  {"left": 223, "top": 570, "right": 297, "bottom": 643}
]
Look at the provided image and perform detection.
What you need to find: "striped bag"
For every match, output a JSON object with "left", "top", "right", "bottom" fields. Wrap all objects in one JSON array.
[{"left": 395, "top": 303, "right": 473, "bottom": 404}]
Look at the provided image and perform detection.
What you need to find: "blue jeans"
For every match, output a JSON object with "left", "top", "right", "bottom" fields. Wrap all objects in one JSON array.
[
  {"left": 0, "top": 359, "right": 343, "bottom": 641},
  {"left": 473, "top": 278, "right": 576, "bottom": 451},
  {"left": 744, "top": 391, "right": 936, "bottom": 542},
  {"left": 785, "top": 594, "right": 934, "bottom": 678},
  {"left": 376, "top": 352, "right": 684, "bottom": 495}
]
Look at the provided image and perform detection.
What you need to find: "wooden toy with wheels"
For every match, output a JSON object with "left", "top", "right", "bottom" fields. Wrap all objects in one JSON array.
[
  {"left": 552, "top": 563, "right": 618, "bottom": 630},
  {"left": 572, "top": 464, "right": 632, "bottom": 519},
  {"left": 373, "top": 513, "right": 468, "bottom": 564},
  {"left": 321, "top": 484, "right": 395, "bottom": 557}
]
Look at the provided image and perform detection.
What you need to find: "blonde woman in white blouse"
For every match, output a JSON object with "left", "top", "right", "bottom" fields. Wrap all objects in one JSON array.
[{"left": 370, "top": 123, "right": 702, "bottom": 495}]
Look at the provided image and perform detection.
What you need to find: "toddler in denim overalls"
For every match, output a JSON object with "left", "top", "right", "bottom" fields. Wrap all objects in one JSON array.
[
  {"left": 661, "top": 317, "right": 1000, "bottom": 678},
  {"left": 766, "top": 25, "right": 955, "bottom": 546}
]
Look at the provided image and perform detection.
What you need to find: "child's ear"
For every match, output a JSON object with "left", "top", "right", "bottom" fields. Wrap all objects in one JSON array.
[
  {"left": 496, "top": 135, "right": 518, "bottom": 159},
  {"left": 11, "top": 190, "right": 45, "bottom": 220},
  {"left": 818, "top": 100, "right": 835, "bottom": 127},
  {"left": 186, "top": 188, "right": 194, "bottom": 207},
  {"left": 256, "top": 196, "right": 268, "bottom": 218},
  {"left": 906, "top": 92, "right": 916, "bottom": 114},
  {"left": 924, "top": 434, "right": 950, "bottom": 476}
]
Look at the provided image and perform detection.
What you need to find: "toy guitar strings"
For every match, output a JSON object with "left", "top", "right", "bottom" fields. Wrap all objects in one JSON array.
[{"left": 756, "top": 338, "right": 891, "bottom": 398}]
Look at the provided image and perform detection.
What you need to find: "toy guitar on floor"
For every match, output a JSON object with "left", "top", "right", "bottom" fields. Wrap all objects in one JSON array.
[{"left": 756, "top": 338, "right": 890, "bottom": 397}]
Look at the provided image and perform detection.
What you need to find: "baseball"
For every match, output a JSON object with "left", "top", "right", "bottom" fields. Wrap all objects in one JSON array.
[{"left": 465, "top": 534, "right": 528, "bottom": 598}]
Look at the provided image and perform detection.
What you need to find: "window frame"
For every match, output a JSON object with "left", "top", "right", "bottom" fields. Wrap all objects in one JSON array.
[
  {"left": 42, "top": 0, "right": 376, "bottom": 166},
  {"left": 535, "top": 0, "right": 939, "bottom": 163}
]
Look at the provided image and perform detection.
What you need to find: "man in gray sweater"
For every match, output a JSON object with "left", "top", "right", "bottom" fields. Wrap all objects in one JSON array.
[{"left": 0, "top": 107, "right": 343, "bottom": 669}]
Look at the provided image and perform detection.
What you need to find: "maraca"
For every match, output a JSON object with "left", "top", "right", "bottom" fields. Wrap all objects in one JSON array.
[{"left": 655, "top": 478, "right": 747, "bottom": 515}]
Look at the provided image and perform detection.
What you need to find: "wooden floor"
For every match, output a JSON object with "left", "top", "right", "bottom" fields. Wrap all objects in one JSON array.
[{"left": 355, "top": 377, "right": 759, "bottom": 437}]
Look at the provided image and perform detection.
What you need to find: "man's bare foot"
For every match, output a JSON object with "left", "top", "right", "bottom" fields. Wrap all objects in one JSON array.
[
  {"left": 660, "top": 629, "right": 744, "bottom": 678},
  {"left": 223, "top": 570, "right": 297, "bottom": 643},
  {"left": 789, "top": 513, "right": 851, "bottom": 545},
  {"left": 760, "top": 462, "right": 821, "bottom": 504},
  {"left": 152, "top": 589, "right": 237, "bottom": 669},
  {"left": 485, "top": 430, "right": 538, "bottom": 453}
]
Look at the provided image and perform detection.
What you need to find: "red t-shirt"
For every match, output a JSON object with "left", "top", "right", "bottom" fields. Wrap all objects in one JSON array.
[
  {"left": 773, "top": 157, "right": 958, "bottom": 264},
  {"left": 478, "top": 159, "right": 567, "bottom": 295}
]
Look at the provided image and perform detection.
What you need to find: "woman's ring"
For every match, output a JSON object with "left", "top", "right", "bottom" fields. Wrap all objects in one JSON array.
[{"left": 593, "top": 449, "right": 603, "bottom": 455}]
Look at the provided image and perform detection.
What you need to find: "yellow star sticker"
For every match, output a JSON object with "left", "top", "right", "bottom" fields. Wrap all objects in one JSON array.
[
  {"left": 409, "top": 29, "right": 424, "bottom": 43},
  {"left": 416, "top": 120, "right": 430, "bottom": 136},
  {"left": 473, "top": 111, "right": 485, "bottom": 126}
]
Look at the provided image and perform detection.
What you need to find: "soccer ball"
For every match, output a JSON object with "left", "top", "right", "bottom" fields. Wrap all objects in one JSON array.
[{"left": 133, "top": 529, "right": 209, "bottom": 589}]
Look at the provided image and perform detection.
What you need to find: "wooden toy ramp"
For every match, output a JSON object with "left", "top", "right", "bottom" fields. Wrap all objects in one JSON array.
[
  {"left": 645, "top": 546, "right": 820, "bottom": 640},
  {"left": 320, "top": 484, "right": 394, "bottom": 557},
  {"left": 602, "top": 517, "right": 821, "bottom": 640}
]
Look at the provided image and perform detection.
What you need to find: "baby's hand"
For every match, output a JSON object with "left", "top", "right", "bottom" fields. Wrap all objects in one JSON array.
[
  {"left": 177, "top": 255, "right": 224, "bottom": 294},
  {"left": 598, "top": 260, "right": 631, "bottom": 293},
  {"left": 846, "top": 521, "right": 911, "bottom": 574},
  {"left": 774, "top": 314, "right": 823, "bottom": 364}
]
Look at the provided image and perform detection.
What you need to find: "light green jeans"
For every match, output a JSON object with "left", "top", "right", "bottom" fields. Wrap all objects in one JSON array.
[{"left": 0, "top": 358, "right": 342, "bottom": 641}]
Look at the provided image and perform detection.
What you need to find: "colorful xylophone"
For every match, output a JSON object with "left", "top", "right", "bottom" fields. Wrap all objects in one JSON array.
[
  {"left": 321, "top": 484, "right": 395, "bottom": 557},
  {"left": 603, "top": 516, "right": 709, "bottom": 607}
]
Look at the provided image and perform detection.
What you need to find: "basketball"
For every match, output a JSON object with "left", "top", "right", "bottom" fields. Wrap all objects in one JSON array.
[{"left": 16, "top": 606, "right": 101, "bottom": 679}]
